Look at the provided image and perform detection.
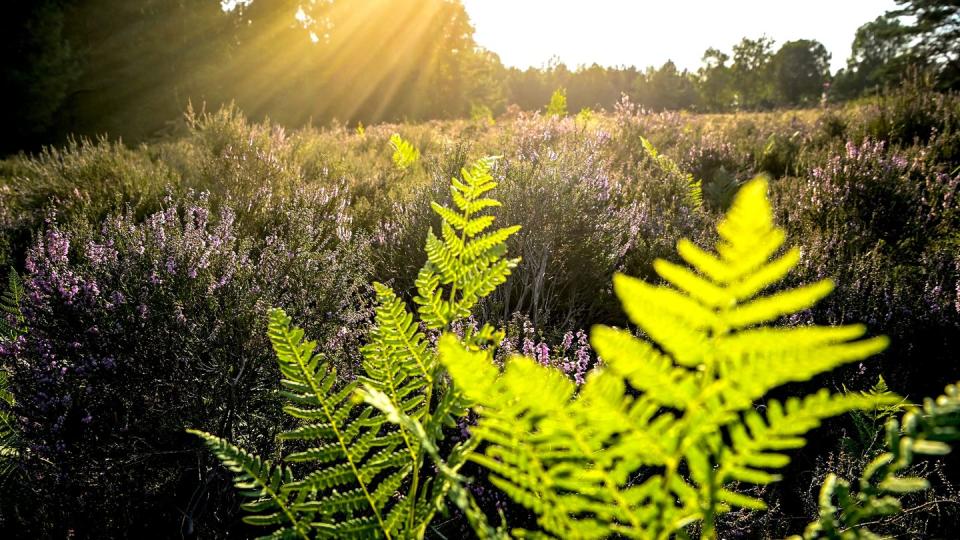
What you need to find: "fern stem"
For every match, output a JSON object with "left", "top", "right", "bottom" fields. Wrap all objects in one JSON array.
[{"left": 407, "top": 374, "right": 435, "bottom": 534}]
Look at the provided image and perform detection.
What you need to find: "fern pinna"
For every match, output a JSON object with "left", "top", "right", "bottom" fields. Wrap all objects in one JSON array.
[
  {"left": 189, "top": 156, "right": 519, "bottom": 539},
  {"left": 0, "top": 268, "right": 25, "bottom": 341},
  {"left": 1, "top": 268, "right": 25, "bottom": 477},
  {"left": 440, "top": 177, "right": 897, "bottom": 539},
  {"left": 389, "top": 133, "right": 420, "bottom": 172}
]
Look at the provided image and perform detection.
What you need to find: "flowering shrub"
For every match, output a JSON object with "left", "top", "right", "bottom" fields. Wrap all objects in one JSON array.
[
  {"left": 774, "top": 139, "right": 960, "bottom": 395},
  {"left": 0, "top": 137, "right": 174, "bottom": 267},
  {"left": 0, "top": 193, "right": 370, "bottom": 537}
]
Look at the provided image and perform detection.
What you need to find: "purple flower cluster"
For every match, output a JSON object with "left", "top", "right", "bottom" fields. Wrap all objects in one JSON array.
[
  {"left": 497, "top": 313, "right": 596, "bottom": 385},
  {"left": 2, "top": 187, "right": 373, "bottom": 532}
]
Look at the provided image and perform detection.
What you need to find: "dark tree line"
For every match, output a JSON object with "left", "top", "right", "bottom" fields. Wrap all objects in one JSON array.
[{"left": 1, "top": 0, "right": 956, "bottom": 154}]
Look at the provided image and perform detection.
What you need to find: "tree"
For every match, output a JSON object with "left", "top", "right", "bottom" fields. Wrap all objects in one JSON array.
[
  {"left": 890, "top": 0, "right": 960, "bottom": 87},
  {"left": 772, "top": 39, "right": 831, "bottom": 105},
  {"left": 634, "top": 60, "right": 700, "bottom": 110},
  {"left": 834, "top": 14, "right": 914, "bottom": 98},
  {"left": 732, "top": 36, "right": 776, "bottom": 108},
  {"left": 0, "top": 1, "right": 79, "bottom": 153},
  {"left": 698, "top": 47, "right": 735, "bottom": 111}
]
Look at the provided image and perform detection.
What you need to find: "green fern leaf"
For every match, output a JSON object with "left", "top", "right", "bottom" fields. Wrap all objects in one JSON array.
[
  {"left": 195, "top": 154, "right": 520, "bottom": 539},
  {"left": 445, "top": 176, "right": 895, "bottom": 539},
  {"left": 800, "top": 381, "right": 960, "bottom": 539},
  {"left": 0, "top": 268, "right": 25, "bottom": 340},
  {"left": 187, "top": 429, "right": 309, "bottom": 539},
  {"left": 415, "top": 157, "right": 520, "bottom": 330},
  {"left": 389, "top": 133, "right": 420, "bottom": 172}
]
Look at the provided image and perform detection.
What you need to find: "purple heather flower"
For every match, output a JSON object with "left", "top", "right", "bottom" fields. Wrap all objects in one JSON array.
[
  {"left": 521, "top": 337, "right": 535, "bottom": 357},
  {"left": 45, "top": 229, "right": 70, "bottom": 264},
  {"left": 535, "top": 342, "right": 550, "bottom": 366}
]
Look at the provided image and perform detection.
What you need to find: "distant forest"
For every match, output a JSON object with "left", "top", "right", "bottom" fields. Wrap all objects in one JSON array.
[{"left": 2, "top": 0, "right": 957, "bottom": 153}]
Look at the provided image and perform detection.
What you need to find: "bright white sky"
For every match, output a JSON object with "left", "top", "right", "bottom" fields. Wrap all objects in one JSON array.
[{"left": 462, "top": 0, "right": 898, "bottom": 74}]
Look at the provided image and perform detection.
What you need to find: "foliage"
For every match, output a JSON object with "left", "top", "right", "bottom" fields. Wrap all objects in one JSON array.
[
  {"left": 641, "top": 136, "right": 703, "bottom": 208},
  {"left": 0, "top": 268, "right": 24, "bottom": 340},
  {"left": 0, "top": 268, "right": 24, "bottom": 481},
  {"left": 833, "top": 14, "right": 913, "bottom": 99},
  {"left": 389, "top": 133, "right": 420, "bottom": 172},
  {"left": 775, "top": 137, "right": 960, "bottom": 394},
  {"left": 772, "top": 39, "right": 830, "bottom": 105},
  {"left": 471, "top": 104, "right": 496, "bottom": 127},
  {"left": 889, "top": 0, "right": 960, "bottom": 87},
  {"left": 190, "top": 156, "right": 520, "bottom": 538},
  {"left": 546, "top": 88, "right": 568, "bottom": 117},
  {"left": 441, "top": 177, "right": 895, "bottom": 539},
  {"left": 799, "top": 380, "right": 960, "bottom": 539},
  {"left": 0, "top": 97, "right": 959, "bottom": 536},
  {"left": 4, "top": 0, "right": 960, "bottom": 156},
  {"left": 0, "top": 192, "right": 371, "bottom": 537}
]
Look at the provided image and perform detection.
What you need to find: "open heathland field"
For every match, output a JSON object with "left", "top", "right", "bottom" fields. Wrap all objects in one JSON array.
[{"left": 0, "top": 82, "right": 959, "bottom": 538}]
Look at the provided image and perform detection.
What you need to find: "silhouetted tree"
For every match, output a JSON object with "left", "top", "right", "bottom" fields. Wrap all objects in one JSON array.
[
  {"left": 634, "top": 61, "right": 700, "bottom": 110},
  {"left": 732, "top": 36, "right": 775, "bottom": 108},
  {"left": 772, "top": 39, "right": 830, "bottom": 105},
  {"left": 833, "top": 14, "right": 915, "bottom": 98},
  {"left": 0, "top": 1, "right": 79, "bottom": 152},
  {"left": 890, "top": 0, "right": 960, "bottom": 87},
  {"left": 698, "top": 48, "right": 734, "bottom": 111}
]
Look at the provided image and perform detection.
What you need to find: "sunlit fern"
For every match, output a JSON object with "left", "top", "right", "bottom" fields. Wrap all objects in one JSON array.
[
  {"left": 440, "top": 176, "right": 896, "bottom": 539},
  {"left": 799, "top": 381, "right": 960, "bottom": 540},
  {"left": 641, "top": 136, "right": 703, "bottom": 209},
  {"left": 546, "top": 87, "right": 568, "bottom": 117},
  {"left": 189, "top": 156, "right": 519, "bottom": 539},
  {"left": 389, "top": 133, "right": 419, "bottom": 172}
]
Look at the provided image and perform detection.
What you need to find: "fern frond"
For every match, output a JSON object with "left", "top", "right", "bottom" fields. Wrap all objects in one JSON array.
[
  {"left": 414, "top": 157, "right": 520, "bottom": 330},
  {"left": 268, "top": 308, "right": 404, "bottom": 531},
  {"left": 187, "top": 429, "right": 309, "bottom": 539},
  {"left": 722, "top": 391, "right": 900, "bottom": 489},
  {"left": 389, "top": 133, "right": 420, "bottom": 172},
  {"left": 0, "top": 369, "right": 18, "bottom": 481},
  {"left": 641, "top": 136, "right": 702, "bottom": 209},
  {"left": 0, "top": 268, "right": 25, "bottom": 340},
  {"left": 448, "top": 176, "right": 894, "bottom": 539}
]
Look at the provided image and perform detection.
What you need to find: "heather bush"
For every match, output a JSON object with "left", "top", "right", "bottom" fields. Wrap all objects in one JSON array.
[
  {"left": 0, "top": 193, "right": 370, "bottom": 537},
  {"left": 855, "top": 75, "right": 960, "bottom": 152},
  {"left": 0, "top": 137, "right": 175, "bottom": 267},
  {"left": 492, "top": 311, "right": 597, "bottom": 385},
  {"left": 774, "top": 139, "right": 960, "bottom": 395}
]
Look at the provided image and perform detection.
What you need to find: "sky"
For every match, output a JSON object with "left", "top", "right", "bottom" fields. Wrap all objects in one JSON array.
[{"left": 462, "top": 0, "right": 899, "bottom": 74}]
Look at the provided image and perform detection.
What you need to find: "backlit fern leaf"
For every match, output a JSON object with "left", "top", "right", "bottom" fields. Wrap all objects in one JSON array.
[
  {"left": 187, "top": 429, "right": 310, "bottom": 540},
  {"left": 0, "top": 268, "right": 25, "bottom": 340},
  {"left": 192, "top": 156, "right": 518, "bottom": 539},
  {"left": 641, "top": 136, "right": 702, "bottom": 209},
  {"left": 192, "top": 309, "right": 406, "bottom": 537},
  {"left": 414, "top": 156, "right": 520, "bottom": 329},
  {"left": 441, "top": 176, "right": 897, "bottom": 539},
  {"left": 389, "top": 133, "right": 420, "bottom": 172},
  {"left": 1, "top": 268, "right": 24, "bottom": 480}
]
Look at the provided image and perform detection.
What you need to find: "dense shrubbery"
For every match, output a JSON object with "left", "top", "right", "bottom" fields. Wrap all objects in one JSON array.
[
  {"left": 0, "top": 85, "right": 959, "bottom": 537},
  {"left": 1, "top": 192, "right": 370, "bottom": 536}
]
